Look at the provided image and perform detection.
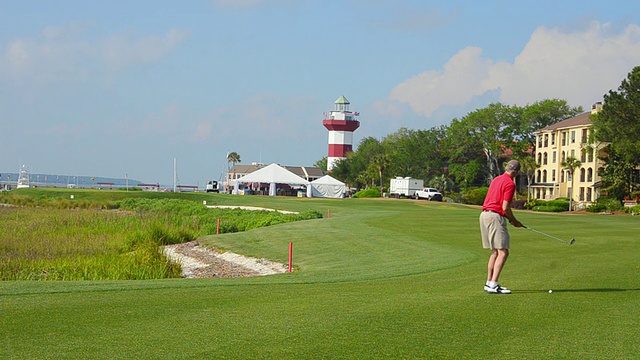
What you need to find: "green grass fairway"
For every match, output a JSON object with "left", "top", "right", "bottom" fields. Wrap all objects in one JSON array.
[{"left": 1, "top": 194, "right": 639, "bottom": 359}]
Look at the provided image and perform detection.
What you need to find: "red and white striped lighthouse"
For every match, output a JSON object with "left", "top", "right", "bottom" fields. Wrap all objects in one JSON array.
[{"left": 323, "top": 95, "right": 360, "bottom": 172}]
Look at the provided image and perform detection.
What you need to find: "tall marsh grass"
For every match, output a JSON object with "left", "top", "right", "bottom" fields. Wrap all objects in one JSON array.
[
  {"left": 0, "top": 194, "right": 322, "bottom": 281},
  {"left": 0, "top": 207, "right": 181, "bottom": 280}
]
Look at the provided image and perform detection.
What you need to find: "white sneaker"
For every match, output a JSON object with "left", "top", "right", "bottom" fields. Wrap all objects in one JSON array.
[{"left": 484, "top": 284, "right": 511, "bottom": 294}]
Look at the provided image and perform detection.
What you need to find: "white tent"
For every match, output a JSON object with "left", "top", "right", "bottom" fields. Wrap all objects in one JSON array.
[
  {"left": 307, "top": 175, "right": 346, "bottom": 198},
  {"left": 234, "top": 163, "right": 309, "bottom": 196}
]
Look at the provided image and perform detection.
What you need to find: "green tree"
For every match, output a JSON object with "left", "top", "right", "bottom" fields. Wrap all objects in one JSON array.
[
  {"left": 562, "top": 156, "right": 582, "bottom": 211},
  {"left": 592, "top": 66, "right": 640, "bottom": 197},
  {"left": 313, "top": 157, "right": 328, "bottom": 174},
  {"left": 516, "top": 99, "right": 582, "bottom": 146},
  {"left": 596, "top": 145, "right": 637, "bottom": 199},
  {"left": 382, "top": 127, "right": 447, "bottom": 182},
  {"left": 348, "top": 137, "right": 385, "bottom": 189},
  {"left": 447, "top": 103, "right": 518, "bottom": 183}
]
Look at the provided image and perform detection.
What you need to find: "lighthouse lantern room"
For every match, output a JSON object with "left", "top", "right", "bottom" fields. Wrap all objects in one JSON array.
[{"left": 323, "top": 95, "right": 360, "bottom": 172}]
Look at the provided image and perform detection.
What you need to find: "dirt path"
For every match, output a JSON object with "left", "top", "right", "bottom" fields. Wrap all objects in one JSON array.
[{"left": 163, "top": 241, "right": 288, "bottom": 278}]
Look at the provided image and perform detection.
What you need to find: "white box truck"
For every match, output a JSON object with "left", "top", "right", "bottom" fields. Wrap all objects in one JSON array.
[{"left": 389, "top": 177, "right": 424, "bottom": 198}]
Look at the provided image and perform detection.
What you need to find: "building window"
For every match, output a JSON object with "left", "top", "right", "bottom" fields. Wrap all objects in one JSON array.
[
  {"left": 538, "top": 135, "right": 543, "bottom": 148},
  {"left": 571, "top": 149, "right": 575, "bottom": 158},
  {"left": 561, "top": 171, "right": 565, "bottom": 183},
  {"left": 588, "top": 149, "right": 594, "bottom": 162},
  {"left": 571, "top": 131, "right": 576, "bottom": 143},
  {"left": 562, "top": 132, "right": 567, "bottom": 145},
  {"left": 544, "top": 134, "right": 548, "bottom": 147},
  {"left": 537, "top": 153, "right": 542, "bottom": 164},
  {"left": 587, "top": 188, "right": 592, "bottom": 202},
  {"left": 582, "top": 129, "right": 588, "bottom": 142},
  {"left": 551, "top": 133, "right": 556, "bottom": 146},
  {"left": 537, "top": 170, "right": 541, "bottom": 183},
  {"left": 543, "top": 152, "right": 548, "bottom": 165},
  {"left": 553, "top": 151, "right": 557, "bottom": 163},
  {"left": 581, "top": 149, "right": 586, "bottom": 162},
  {"left": 562, "top": 151, "right": 566, "bottom": 162},
  {"left": 579, "top": 187, "right": 585, "bottom": 201},
  {"left": 543, "top": 170, "right": 547, "bottom": 183},
  {"left": 552, "top": 169, "right": 556, "bottom": 182},
  {"left": 580, "top": 168, "right": 585, "bottom": 182},
  {"left": 587, "top": 168, "right": 593, "bottom": 182}
]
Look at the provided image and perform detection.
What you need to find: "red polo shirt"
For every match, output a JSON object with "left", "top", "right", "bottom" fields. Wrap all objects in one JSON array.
[{"left": 482, "top": 172, "right": 515, "bottom": 216}]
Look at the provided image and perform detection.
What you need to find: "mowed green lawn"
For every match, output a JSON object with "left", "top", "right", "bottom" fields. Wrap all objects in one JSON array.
[{"left": 1, "top": 194, "right": 638, "bottom": 359}]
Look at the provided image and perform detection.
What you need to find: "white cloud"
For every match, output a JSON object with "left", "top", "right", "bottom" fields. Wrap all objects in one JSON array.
[
  {"left": 390, "top": 21, "right": 640, "bottom": 117},
  {"left": 103, "top": 28, "right": 187, "bottom": 70},
  {"left": 0, "top": 24, "right": 187, "bottom": 86}
]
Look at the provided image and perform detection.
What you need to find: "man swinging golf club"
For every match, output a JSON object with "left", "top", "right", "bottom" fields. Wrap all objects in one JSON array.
[{"left": 479, "top": 159, "right": 524, "bottom": 294}]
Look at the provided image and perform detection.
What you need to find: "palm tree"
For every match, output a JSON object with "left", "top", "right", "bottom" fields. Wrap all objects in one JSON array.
[
  {"left": 562, "top": 156, "right": 582, "bottom": 211},
  {"left": 227, "top": 152, "right": 241, "bottom": 170},
  {"left": 429, "top": 174, "right": 452, "bottom": 196},
  {"left": 370, "top": 153, "right": 390, "bottom": 196},
  {"left": 518, "top": 155, "right": 540, "bottom": 201}
]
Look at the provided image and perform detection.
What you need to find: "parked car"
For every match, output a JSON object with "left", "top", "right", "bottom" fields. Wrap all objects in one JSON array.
[{"left": 415, "top": 188, "right": 443, "bottom": 201}]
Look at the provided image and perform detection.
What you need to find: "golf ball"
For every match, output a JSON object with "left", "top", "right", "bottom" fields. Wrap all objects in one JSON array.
[{"left": 548, "top": 290, "right": 553, "bottom": 294}]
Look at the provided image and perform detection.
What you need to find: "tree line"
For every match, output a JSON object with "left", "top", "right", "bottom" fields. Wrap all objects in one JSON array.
[{"left": 317, "top": 66, "right": 640, "bottom": 200}]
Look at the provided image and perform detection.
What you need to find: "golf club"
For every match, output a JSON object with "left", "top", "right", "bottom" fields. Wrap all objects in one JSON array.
[{"left": 523, "top": 225, "right": 576, "bottom": 245}]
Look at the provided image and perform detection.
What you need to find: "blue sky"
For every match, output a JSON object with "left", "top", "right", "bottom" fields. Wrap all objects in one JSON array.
[{"left": 2, "top": 0, "right": 640, "bottom": 187}]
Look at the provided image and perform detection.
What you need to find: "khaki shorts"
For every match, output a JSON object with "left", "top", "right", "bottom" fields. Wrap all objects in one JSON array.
[{"left": 479, "top": 211, "right": 510, "bottom": 250}]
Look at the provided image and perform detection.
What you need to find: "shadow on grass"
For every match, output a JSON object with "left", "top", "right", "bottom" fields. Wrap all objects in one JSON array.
[{"left": 514, "top": 288, "right": 640, "bottom": 294}]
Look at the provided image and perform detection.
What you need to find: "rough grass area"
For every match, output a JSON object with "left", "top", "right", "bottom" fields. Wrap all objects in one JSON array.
[
  {"left": 0, "top": 190, "right": 321, "bottom": 280},
  {"left": 1, "top": 189, "right": 639, "bottom": 358}
]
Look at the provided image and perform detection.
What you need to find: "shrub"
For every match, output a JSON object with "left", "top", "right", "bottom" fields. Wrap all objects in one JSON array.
[
  {"left": 531, "top": 205, "right": 567, "bottom": 212},
  {"left": 353, "top": 189, "right": 381, "bottom": 198},
  {"left": 624, "top": 204, "right": 640, "bottom": 214},
  {"left": 524, "top": 199, "right": 540, "bottom": 209},
  {"left": 526, "top": 198, "right": 569, "bottom": 212},
  {"left": 461, "top": 187, "right": 488, "bottom": 205},
  {"left": 586, "top": 203, "right": 607, "bottom": 213},
  {"left": 546, "top": 199, "right": 570, "bottom": 210},
  {"left": 587, "top": 197, "right": 622, "bottom": 213}
]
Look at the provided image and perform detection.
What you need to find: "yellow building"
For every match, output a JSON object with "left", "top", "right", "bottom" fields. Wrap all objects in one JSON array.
[{"left": 531, "top": 103, "right": 608, "bottom": 209}]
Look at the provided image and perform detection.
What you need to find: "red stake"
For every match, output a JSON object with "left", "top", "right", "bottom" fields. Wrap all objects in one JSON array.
[
  {"left": 288, "top": 242, "right": 293, "bottom": 273},
  {"left": 327, "top": 209, "right": 331, "bottom": 218},
  {"left": 216, "top": 218, "right": 220, "bottom": 235}
]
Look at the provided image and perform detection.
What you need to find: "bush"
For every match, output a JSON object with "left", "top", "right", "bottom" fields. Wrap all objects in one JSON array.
[
  {"left": 587, "top": 197, "right": 622, "bottom": 213},
  {"left": 353, "top": 189, "right": 381, "bottom": 198},
  {"left": 524, "top": 199, "right": 540, "bottom": 210},
  {"left": 526, "top": 198, "right": 569, "bottom": 212},
  {"left": 460, "top": 187, "right": 488, "bottom": 205},
  {"left": 586, "top": 203, "right": 607, "bottom": 213},
  {"left": 624, "top": 204, "right": 640, "bottom": 214}
]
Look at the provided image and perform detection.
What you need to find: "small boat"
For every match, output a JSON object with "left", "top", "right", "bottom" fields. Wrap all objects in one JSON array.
[{"left": 16, "top": 165, "right": 30, "bottom": 189}]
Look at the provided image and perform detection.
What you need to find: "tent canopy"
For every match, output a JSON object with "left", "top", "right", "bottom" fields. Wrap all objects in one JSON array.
[
  {"left": 307, "top": 175, "right": 346, "bottom": 198},
  {"left": 236, "top": 163, "right": 309, "bottom": 185}
]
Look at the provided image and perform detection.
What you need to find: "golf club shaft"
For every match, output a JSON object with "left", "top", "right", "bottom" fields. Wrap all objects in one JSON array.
[{"left": 524, "top": 226, "right": 572, "bottom": 245}]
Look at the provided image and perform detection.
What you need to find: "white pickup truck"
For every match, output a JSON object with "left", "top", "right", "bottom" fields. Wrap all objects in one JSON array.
[{"left": 414, "top": 188, "right": 443, "bottom": 201}]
